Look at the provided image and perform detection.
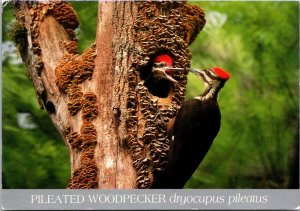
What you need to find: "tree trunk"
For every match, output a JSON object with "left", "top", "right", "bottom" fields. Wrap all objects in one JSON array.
[{"left": 13, "top": 1, "right": 205, "bottom": 189}]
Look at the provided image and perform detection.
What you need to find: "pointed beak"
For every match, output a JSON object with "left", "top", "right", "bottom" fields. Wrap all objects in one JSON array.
[
  {"left": 154, "top": 67, "right": 178, "bottom": 83},
  {"left": 165, "top": 67, "right": 185, "bottom": 72},
  {"left": 153, "top": 66, "right": 185, "bottom": 83},
  {"left": 189, "top": 68, "right": 202, "bottom": 75},
  {"left": 189, "top": 68, "right": 207, "bottom": 82}
]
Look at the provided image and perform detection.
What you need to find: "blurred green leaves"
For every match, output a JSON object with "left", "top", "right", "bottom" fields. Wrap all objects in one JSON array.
[
  {"left": 2, "top": 1, "right": 98, "bottom": 188},
  {"left": 186, "top": 1, "right": 298, "bottom": 188}
]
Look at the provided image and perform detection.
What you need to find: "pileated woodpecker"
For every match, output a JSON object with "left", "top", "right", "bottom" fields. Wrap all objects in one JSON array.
[
  {"left": 143, "top": 54, "right": 182, "bottom": 97},
  {"left": 151, "top": 54, "right": 181, "bottom": 83},
  {"left": 152, "top": 67, "right": 230, "bottom": 188}
]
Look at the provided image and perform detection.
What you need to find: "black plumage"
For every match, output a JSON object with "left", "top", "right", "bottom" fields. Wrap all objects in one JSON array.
[{"left": 152, "top": 67, "right": 230, "bottom": 188}]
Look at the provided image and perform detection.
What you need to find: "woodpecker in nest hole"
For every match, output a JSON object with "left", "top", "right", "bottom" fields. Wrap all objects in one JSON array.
[
  {"left": 151, "top": 54, "right": 183, "bottom": 83},
  {"left": 152, "top": 67, "right": 230, "bottom": 188},
  {"left": 143, "top": 54, "right": 183, "bottom": 98}
]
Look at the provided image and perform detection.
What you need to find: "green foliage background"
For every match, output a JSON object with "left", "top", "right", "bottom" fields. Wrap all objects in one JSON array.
[{"left": 2, "top": 1, "right": 299, "bottom": 189}]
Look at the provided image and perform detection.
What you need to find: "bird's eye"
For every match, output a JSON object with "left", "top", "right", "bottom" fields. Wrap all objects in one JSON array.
[{"left": 154, "top": 62, "right": 166, "bottom": 68}]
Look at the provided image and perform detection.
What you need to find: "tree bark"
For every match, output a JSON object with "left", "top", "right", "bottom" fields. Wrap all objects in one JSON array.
[{"left": 13, "top": 1, "right": 205, "bottom": 189}]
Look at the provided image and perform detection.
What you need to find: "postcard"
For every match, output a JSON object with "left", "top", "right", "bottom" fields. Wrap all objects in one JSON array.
[{"left": 1, "top": 0, "right": 299, "bottom": 210}]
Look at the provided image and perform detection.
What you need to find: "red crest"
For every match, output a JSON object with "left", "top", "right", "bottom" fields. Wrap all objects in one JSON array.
[
  {"left": 212, "top": 67, "right": 230, "bottom": 80},
  {"left": 153, "top": 54, "right": 173, "bottom": 67}
]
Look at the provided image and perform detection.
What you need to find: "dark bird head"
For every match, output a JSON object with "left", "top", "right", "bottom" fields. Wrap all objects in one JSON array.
[
  {"left": 190, "top": 67, "right": 230, "bottom": 101},
  {"left": 152, "top": 54, "right": 184, "bottom": 83}
]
